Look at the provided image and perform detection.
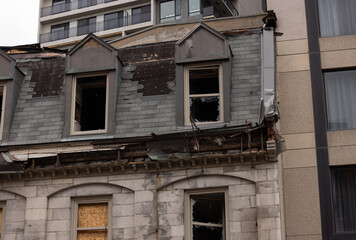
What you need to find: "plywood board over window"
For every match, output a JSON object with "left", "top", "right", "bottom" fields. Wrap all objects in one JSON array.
[{"left": 72, "top": 198, "right": 112, "bottom": 240}]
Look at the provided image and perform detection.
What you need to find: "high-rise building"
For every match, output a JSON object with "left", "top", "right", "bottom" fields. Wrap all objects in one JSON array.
[
  {"left": 270, "top": 0, "right": 356, "bottom": 239},
  {"left": 38, "top": 0, "right": 264, "bottom": 49}
]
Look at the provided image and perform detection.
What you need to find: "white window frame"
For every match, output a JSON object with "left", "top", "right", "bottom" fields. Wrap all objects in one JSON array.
[
  {"left": 71, "top": 197, "right": 112, "bottom": 240},
  {"left": 184, "top": 188, "right": 230, "bottom": 240},
  {"left": 0, "top": 84, "right": 6, "bottom": 141},
  {"left": 0, "top": 202, "right": 5, "bottom": 240},
  {"left": 184, "top": 63, "right": 224, "bottom": 125},
  {"left": 70, "top": 73, "right": 109, "bottom": 135}
]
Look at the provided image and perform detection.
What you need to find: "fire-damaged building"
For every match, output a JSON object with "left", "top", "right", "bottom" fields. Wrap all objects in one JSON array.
[{"left": 0, "top": 12, "right": 282, "bottom": 240}]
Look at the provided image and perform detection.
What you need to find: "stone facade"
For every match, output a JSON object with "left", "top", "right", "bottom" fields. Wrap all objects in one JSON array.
[
  {"left": 0, "top": 15, "right": 281, "bottom": 240},
  {"left": 0, "top": 163, "right": 280, "bottom": 240}
]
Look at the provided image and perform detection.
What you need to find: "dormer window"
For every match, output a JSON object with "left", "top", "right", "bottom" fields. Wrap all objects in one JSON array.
[
  {"left": 184, "top": 64, "right": 223, "bottom": 125},
  {"left": 71, "top": 75, "right": 108, "bottom": 134}
]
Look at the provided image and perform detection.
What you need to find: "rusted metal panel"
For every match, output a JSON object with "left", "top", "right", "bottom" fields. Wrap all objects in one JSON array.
[
  {"left": 17, "top": 57, "right": 65, "bottom": 97},
  {"left": 118, "top": 42, "right": 175, "bottom": 96}
]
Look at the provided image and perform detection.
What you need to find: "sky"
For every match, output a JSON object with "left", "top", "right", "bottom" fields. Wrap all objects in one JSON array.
[{"left": 0, "top": 0, "right": 40, "bottom": 46}]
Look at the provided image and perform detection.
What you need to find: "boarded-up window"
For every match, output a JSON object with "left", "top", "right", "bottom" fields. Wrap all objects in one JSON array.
[{"left": 74, "top": 201, "right": 110, "bottom": 240}]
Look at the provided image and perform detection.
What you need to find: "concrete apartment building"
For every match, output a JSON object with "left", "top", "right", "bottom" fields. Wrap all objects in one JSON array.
[
  {"left": 0, "top": 1, "right": 283, "bottom": 240},
  {"left": 269, "top": 0, "right": 356, "bottom": 239},
  {"left": 38, "top": 0, "right": 262, "bottom": 49}
]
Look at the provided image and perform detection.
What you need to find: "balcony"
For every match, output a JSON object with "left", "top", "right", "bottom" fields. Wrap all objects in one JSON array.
[
  {"left": 202, "top": 0, "right": 238, "bottom": 18},
  {"left": 203, "top": 6, "right": 220, "bottom": 18},
  {"left": 41, "top": 0, "right": 117, "bottom": 17},
  {"left": 39, "top": 12, "right": 151, "bottom": 43},
  {"left": 222, "top": 0, "right": 238, "bottom": 16}
]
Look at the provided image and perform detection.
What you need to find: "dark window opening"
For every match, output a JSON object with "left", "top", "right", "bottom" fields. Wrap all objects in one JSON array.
[
  {"left": 51, "top": 23, "right": 69, "bottom": 41},
  {"left": 190, "top": 97, "right": 220, "bottom": 122},
  {"left": 191, "top": 192, "right": 225, "bottom": 240},
  {"left": 0, "top": 87, "right": 3, "bottom": 125},
  {"left": 332, "top": 167, "right": 356, "bottom": 233},
  {"left": 132, "top": 5, "right": 151, "bottom": 25},
  {"left": 52, "top": 0, "right": 71, "bottom": 14},
  {"left": 78, "top": 17, "right": 96, "bottom": 35},
  {"left": 75, "top": 76, "right": 106, "bottom": 132},
  {"left": 78, "top": 0, "right": 97, "bottom": 9},
  {"left": 104, "top": 11, "right": 124, "bottom": 30},
  {"left": 187, "top": 66, "right": 221, "bottom": 123}
]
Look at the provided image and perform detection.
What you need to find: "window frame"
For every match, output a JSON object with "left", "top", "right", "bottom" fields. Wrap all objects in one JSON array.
[
  {"left": 331, "top": 166, "right": 356, "bottom": 234},
  {"left": 183, "top": 63, "right": 224, "bottom": 126},
  {"left": 323, "top": 69, "right": 356, "bottom": 131},
  {"left": 188, "top": 0, "right": 201, "bottom": 16},
  {"left": 317, "top": 0, "right": 356, "bottom": 37},
  {"left": 50, "top": 22, "right": 70, "bottom": 41},
  {"left": 77, "top": 17, "right": 97, "bottom": 36},
  {"left": 159, "top": 0, "right": 181, "bottom": 23},
  {"left": 184, "top": 188, "right": 230, "bottom": 240},
  {"left": 0, "top": 84, "right": 6, "bottom": 141},
  {"left": 71, "top": 197, "right": 112, "bottom": 240},
  {"left": 70, "top": 73, "right": 109, "bottom": 135},
  {"left": 0, "top": 202, "right": 5, "bottom": 240}
]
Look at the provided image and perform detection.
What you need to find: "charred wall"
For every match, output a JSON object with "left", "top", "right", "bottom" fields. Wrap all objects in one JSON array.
[{"left": 118, "top": 42, "right": 175, "bottom": 96}]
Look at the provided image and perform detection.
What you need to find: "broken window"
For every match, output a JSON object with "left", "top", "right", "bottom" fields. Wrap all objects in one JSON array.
[
  {"left": 184, "top": 65, "right": 223, "bottom": 125},
  {"left": 186, "top": 190, "right": 227, "bottom": 240},
  {"left": 160, "top": 0, "right": 181, "bottom": 22},
  {"left": 72, "top": 199, "right": 111, "bottom": 240},
  {"left": 72, "top": 75, "right": 107, "bottom": 134}
]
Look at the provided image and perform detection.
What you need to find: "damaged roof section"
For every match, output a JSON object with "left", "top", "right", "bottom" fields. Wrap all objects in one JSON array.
[
  {"left": 0, "top": 122, "right": 279, "bottom": 179},
  {"left": 17, "top": 57, "right": 65, "bottom": 97},
  {"left": 118, "top": 42, "right": 175, "bottom": 96}
]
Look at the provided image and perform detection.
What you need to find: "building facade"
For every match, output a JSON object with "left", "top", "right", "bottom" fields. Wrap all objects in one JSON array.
[
  {"left": 37, "top": 0, "right": 266, "bottom": 49},
  {"left": 0, "top": 9, "right": 282, "bottom": 240},
  {"left": 270, "top": 0, "right": 356, "bottom": 239}
]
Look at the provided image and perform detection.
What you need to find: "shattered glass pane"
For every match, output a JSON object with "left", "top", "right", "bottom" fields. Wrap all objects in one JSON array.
[
  {"left": 193, "top": 225, "right": 223, "bottom": 240},
  {"left": 189, "top": 68, "right": 219, "bottom": 94},
  {"left": 192, "top": 193, "right": 224, "bottom": 224},
  {"left": 190, "top": 97, "right": 219, "bottom": 122}
]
